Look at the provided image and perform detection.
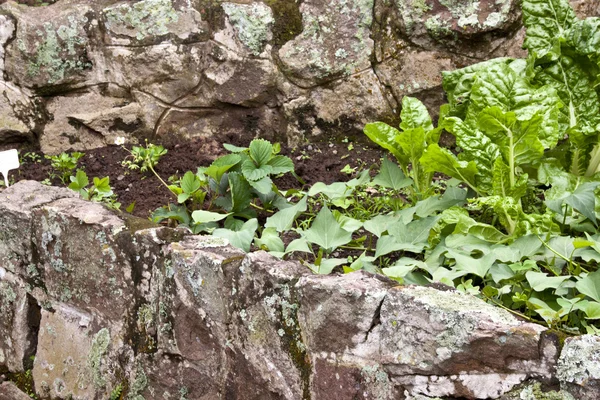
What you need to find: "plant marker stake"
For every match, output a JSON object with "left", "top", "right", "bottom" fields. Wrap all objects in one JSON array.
[{"left": 0, "top": 149, "right": 19, "bottom": 188}]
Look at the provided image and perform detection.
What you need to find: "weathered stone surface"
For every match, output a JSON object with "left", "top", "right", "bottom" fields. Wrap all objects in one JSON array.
[
  {"left": 279, "top": 0, "right": 374, "bottom": 87},
  {"left": 40, "top": 87, "right": 145, "bottom": 154},
  {"left": 31, "top": 196, "right": 135, "bottom": 321},
  {"left": 283, "top": 69, "right": 394, "bottom": 145},
  {"left": 2, "top": 183, "right": 600, "bottom": 399},
  {"left": 32, "top": 305, "right": 122, "bottom": 400},
  {"left": 0, "top": 271, "right": 39, "bottom": 374},
  {"left": 222, "top": 2, "right": 274, "bottom": 57},
  {"left": 0, "top": 381, "right": 32, "bottom": 400},
  {"left": 226, "top": 251, "right": 309, "bottom": 400},
  {"left": 0, "top": 181, "right": 77, "bottom": 276},
  {"left": 3, "top": 2, "right": 96, "bottom": 90},
  {"left": 380, "top": 286, "right": 554, "bottom": 398},
  {"left": 297, "top": 272, "right": 401, "bottom": 399},
  {"left": 101, "top": 0, "right": 208, "bottom": 46},
  {"left": 557, "top": 335, "right": 600, "bottom": 400}
]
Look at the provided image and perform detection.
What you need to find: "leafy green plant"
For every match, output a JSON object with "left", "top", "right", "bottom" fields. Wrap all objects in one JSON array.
[
  {"left": 152, "top": 139, "right": 295, "bottom": 238},
  {"left": 364, "top": 97, "right": 442, "bottom": 201},
  {"left": 47, "top": 151, "right": 84, "bottom": 184},
  {"left": 68, "top": 170, "right": 121, "bottom": 210},
  {"left": 122, "top": 141, "right": 167, "bottom": 173}
]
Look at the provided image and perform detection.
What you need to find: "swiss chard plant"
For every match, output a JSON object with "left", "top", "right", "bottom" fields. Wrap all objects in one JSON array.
[{"left": 364, "top": 97, "right": 443, "bottom": 201}]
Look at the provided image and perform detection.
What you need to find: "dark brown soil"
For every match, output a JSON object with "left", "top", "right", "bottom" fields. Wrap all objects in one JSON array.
[{"left": 11, "top": 134, "right": 386, "bottom": 219}]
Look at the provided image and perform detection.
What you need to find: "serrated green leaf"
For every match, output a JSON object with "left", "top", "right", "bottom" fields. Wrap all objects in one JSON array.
[
  {"left": 213, "top": 218, "right": 258, "bottom": 252},
  {"left": 205, "top": 154, "right": 241, "bottom": 181},
  {"left": 242, "top": 160, "right": 273, "bottom": 181},
  {"left": 373, "top": 158, "right": 412, "bottom": 190},
  {"left": 267, "top": 155, "right": 294, "bottom": 174},
  {"left": 249, "top": 139, "right": 273, "bottom": 166},
  {"left": 181, "top": 171, "right": 201, "bottom": 194},
  {"left": 68, "top": 169, "right": 89, "bottom": 191},
  {"left": 303, "top": 206, "right": 352, "bottom": 253},
  {"left": 248, "top": 176, "right": 273, "bottom": 195},
  {"left": 228, "top": 172, "right": 252, "bottom": 214}
]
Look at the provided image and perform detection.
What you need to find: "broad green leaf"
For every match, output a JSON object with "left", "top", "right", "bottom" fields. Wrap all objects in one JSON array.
[
  {"left": 267, "top": 155, "right": 294, "bottom": 174},
  {"left": 284, "top": 238, "right": 312, "bottom": 255},
  {"left": 364, "top": 122, "right": 405, "bottom": 164},
  {"left": 308, "top": 181, "right": 350, "bottom": 199},
  {"left": 213, "top": 219, "right": 258, "bottom": 252},
  {"left": 265, "top": 196, "right": 307, "bottom": 232},
  {"left": 348, "top": 252, "right": 378, "bottom": 273},
  {"left": 574, "top": 300, "right": 600, "bottom": 319},
  {"left": 528, "top": 297, "right": 561, "bottom": 324},
  {"left": 191, "top": 210, "right": 230, "bottom": 224},
  {"left": 396, "top": 127, "right": 426, "bottom": 169},
  {"left": 526, "top": 271, "right": 570, "bottom": 292},
  {"left": 303, "top": 206, "right": 352, "bottom": 253},
  {"left": 576, "top": 270, "right": 600, "bottom": 302},
  {"left": 332, "top": 211, "right": 363, "bottom": 233},
  {"left": 363, "top": 214, "right": 398, "bottom": 238},
  {"left": 375, "top": 216, "right": 438, "bottom": 257},
  {"left": 249, "top": 139, "right": 273, "bottom": 166},
  {"left": 413, "top": 186, "right": 467, "bottom": 218},
  {"left": 569, "top": 18, "right": 600, "bottom": 55},
  {"left": 420, "top": 144, "right": 479, "bottom": 192},
  {"left": 522, "top": 0, "right": 577, "bottom": 61},
  {"left": 563, "top": 181, "right": 600, "bottom": 224},
  {"left": 151, "top": 204, "right": 191, "bottom": 225},
  {"left": 442, "top": 57, "right": 512, "bottom": 116},
  {"left": 447, "top": 249, "right": 495, "bottom": 278},
  {"left": 399, "top": 97, "right": 434, "bottom": 132},
  {"left": 489, "top": 263, "right": 516, "bottom": 283},
  {"left": 255, "top": 227, "right": 284, "bottom": 253},
  {"left": 373, "top": 158, "right": 412, "bottom": 190}
]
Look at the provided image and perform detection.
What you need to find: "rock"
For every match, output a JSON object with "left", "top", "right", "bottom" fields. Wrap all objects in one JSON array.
[
  {"left": 570, "top": 0, "right": 600, "bottom": 18},
  {"left": 0, "top": 381, "right": 32, "bottom": 400},
  {"left": 380, "top": 285, "right": 554, "bottom": 398},
  {"left": 31, "top": 196, "right": 135, "bottom": 321},
  {"left": 283, "top": 68, "right": 393, "bottom": 145},
  {"left": 40, "top": 87, "right": 145, "bottom": 154},
  {"left": 0, "top": 181, "right": 77, "bottom": 277},
  {"left": 101, "top": 0, "right": 208, "bottom": 46},
  {"left": 226, "top": 252, "right": 309, "bottom": 400},
  {"left": 278, "top": 0, "right": 374, "bottom": 87},
  {"left": 296, "top": 272, "right": 401, "bottom": 399},
  {"left": 500, "top": 381, "right": 576, "bottom": 400},
  {"left": 32, "top": 305, "right": 122, "bottom": 400},
  {"left": 394, "top": 0, "right": 521, "bottom": 54},
  {"left": 222, "top": 2, "right": 274, "bottom": 57},
  {"left": 3, "top": 2, "right": 96, "bottom": 91},
  {"left": 557, "top": 335, "right": 600, "bottom": 400},
  {"left": 0, "top": 271, "right": 39, "bottom": 374}
]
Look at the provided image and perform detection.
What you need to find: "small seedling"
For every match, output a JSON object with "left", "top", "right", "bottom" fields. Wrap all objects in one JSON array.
[{"left": 47, "top": 151, "right": 84, "bottom": 184}]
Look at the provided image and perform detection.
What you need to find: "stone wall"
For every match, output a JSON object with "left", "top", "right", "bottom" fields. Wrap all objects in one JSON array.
[
  {"left": 1, "top": 180, "right": 600, "bottom": 399},
  {"left": 0, "top": 0, "right": 597, "bottom": 154}
]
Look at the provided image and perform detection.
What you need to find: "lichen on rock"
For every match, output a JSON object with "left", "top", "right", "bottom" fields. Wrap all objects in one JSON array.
[{"left": 222, "top": 2, "right": 274, "bottom": 56}]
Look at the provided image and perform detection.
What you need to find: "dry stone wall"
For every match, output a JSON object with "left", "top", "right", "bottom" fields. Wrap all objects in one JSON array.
[
  {"left": 0, "top": 0, "right": 597, "bottom": 154},
  {"left": 1, "top": 180, "right": 600, "bottom": 399}
]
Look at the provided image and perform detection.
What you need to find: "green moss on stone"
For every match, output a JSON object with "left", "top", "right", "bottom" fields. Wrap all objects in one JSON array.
[{"left": 262, "top": 0, "right": 303, "bottom": 46}]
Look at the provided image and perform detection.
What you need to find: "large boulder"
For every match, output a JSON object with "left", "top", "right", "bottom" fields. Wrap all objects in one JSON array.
[{"left": 557, "top": 335, "right": 600, "bottom": 400}]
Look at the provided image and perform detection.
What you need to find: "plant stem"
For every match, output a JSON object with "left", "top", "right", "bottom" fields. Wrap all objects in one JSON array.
[{"left": 149, "top": 165, "right": 176, "bottom": 198}]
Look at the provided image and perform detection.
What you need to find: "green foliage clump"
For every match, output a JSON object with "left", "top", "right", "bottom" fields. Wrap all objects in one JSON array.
[{"left": 47, "top": 151, "right": 84, "bottom": 184}]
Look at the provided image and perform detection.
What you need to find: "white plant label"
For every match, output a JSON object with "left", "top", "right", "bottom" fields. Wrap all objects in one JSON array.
[{"left": 0, "top": 149, "right": 19, "bottom": 188}]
